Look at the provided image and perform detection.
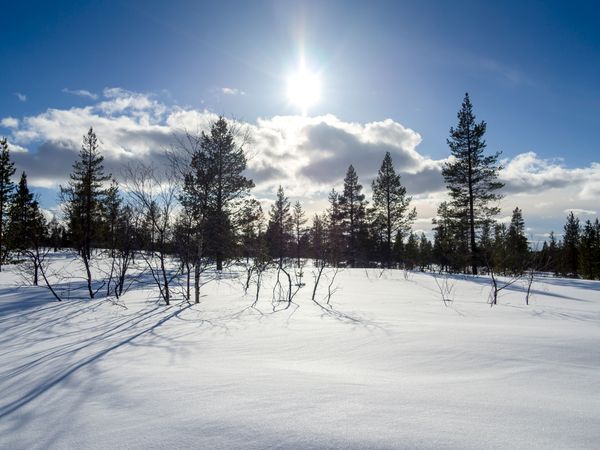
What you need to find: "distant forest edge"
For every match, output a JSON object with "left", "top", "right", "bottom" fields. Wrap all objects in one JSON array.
[{"left": 0, "top": 93, "right": 598, "bottom": 306}]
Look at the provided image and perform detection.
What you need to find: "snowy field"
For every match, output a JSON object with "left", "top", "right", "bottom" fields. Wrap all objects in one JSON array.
[{"left": 1, "top": 254, "right": 599, "bottom": 449}]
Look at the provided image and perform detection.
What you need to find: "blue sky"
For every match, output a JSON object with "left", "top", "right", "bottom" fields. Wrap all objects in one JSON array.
[{"left": 1, "top": 0, "right": 599, "bottom": 235}]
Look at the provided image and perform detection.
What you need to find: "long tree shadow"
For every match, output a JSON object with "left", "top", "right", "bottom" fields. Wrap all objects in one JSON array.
[{"left": 0, "top": 302, "right": 192, "bottom": 419}]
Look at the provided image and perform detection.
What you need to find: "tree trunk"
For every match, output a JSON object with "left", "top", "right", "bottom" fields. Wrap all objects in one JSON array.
[{"left": 82, "top": 251, "right": 94, "bottom": 298}]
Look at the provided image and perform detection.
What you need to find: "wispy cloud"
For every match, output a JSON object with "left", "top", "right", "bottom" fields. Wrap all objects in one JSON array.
[
  {"left": 14, "top": 92, "right": 27, "bottom": 102},
  {"left": 62, "top": 88, "right": 98, "bottom": 100},
  {"left": 0, "top": 117, "right": 19, "bottom": 128},
  {"left": 563, "top": 208, "right": 597, "bottom": 216},
  {"left": 221, "top": 87, "right": 245, "bottom": 96}
]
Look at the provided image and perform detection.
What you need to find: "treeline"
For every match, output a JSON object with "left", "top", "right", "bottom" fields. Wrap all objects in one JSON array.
[{"left": 0, "top": 93, "right": 598, "bottom": 305}]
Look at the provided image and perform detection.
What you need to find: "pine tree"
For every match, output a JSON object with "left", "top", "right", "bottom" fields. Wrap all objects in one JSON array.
[
  {"left": 266, "top": 186, "right": 292, "bottom": 268},
  {"left": 7, "top": 172, "right": 46, "bottom": 285},
  {"left": 442, "top": 93, "right": 503, "bottom": 275},
  {"left": 506, "top": 207, "right": 529, "bottom": 274},
  {"left": 60, "top": 128, "right": 111, "bottom": 298},
  {"left": 326, "top": 189, "right": 344, "bottom": 266},
  {"left": 547, "top": 231, "right": 559, "bottom": 275},
  {"left": 371, "top": 152, "right": 416, "bottom": 268},
  {"left": 0, "top": 138, "right": 16, "bottom": 270},
  {"left": 492, "top": 223, "right": 508, "bottom": 274},
  {"left": 339, "top": 165, "right": 367, "bottom": 267},
  {"left": 194, "top": 116, "right": 254, "bottom": 270},
  {"left": 579, "top": 219, "right": 600, "bottom": 280},
  {"left": 292, "top": 201, "right": 307, "bottom": 269},
  {"left": 561, "top": 212, "right": 580, "bottom": 277},
  {"left": 238, "top": 198, "right": 264, "bottom": 262},
  {"left": 418, "top": 233, "right": 433, "bottom": 271},
  {"left": 403, "top": 232, "right": 419, "bottom": 270}
]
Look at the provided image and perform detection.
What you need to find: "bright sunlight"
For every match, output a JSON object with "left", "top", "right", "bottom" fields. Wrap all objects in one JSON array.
[{"left": 287, "top": 64, "right": 321, "bottom": 116}]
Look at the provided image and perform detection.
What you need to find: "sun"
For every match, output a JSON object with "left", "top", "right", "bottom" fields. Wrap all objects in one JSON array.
[{"left": 287, "top": 65, "right": 321, "bottom": 116}]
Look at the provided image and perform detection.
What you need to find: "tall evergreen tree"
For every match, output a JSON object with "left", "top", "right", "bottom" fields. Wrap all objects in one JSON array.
[
  {"left": 371, "top": 152, "right": 416, "bottom": 268},
  {"left": 561, "top": 211, "right": 580, "bottom": 277},
  {"left": 442, "top": 93, "right": 503, "bottom": 275},
  {"left": 578, "top": 219, "right": 598, "bottom": 279},
  {"left": 339, "top": 165, "right": 367, "bottom": 267},
  {"left": 266, "top": 186, "right": 292, "bottom": 268},
  {"left": 7, "top": 172, "right": 46, "bottom": 284},
  {"left": 0, "top": 138, "right": 16, "bottom": 270},
  {"left": 186, "top": 116, "right": 254, "bottom": 270},
  {"left": 506, "top": 207, "right": 529, "bottom": 274},
  {"left": 292, "top": 201, "right": 307, "bottom": 268},
  {"left": 60, "top": 128, "right": 111, "bottom": 298},
  {"left": 326, "top": 189, "right": 344, "bottom": 266}
]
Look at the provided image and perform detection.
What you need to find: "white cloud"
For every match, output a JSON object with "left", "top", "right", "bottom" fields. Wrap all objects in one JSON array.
[
  {"left": 15, "top": 92, "right": 27, "bottom": 102},
  {"left": 1, "top": 117, "right": 19, "bottom": 128},
  {"left": 563, "top": 208, "right": 597, "bottom": 216},
  {"left": 62, "top": 88, "right": 98, "bottom": 100},
  {"left": 221, "top": 87, "right": 245, "bottom": 96}
]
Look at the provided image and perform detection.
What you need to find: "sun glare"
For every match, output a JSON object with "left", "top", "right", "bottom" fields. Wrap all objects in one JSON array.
[{"left": 287, "top": 66, "right": 321, "bottom": 116}]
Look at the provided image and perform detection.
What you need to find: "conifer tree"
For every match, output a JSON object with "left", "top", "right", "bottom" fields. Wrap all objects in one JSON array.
[
  {"left": 547, "top": 231, "right": 559, "bottom": 275},
  {"left": 7, "top": 172, "right": 46, "bottom": 285},
  {"left": 193, "top": 116, "right": 254, "bottom": 270},
  {"left": 60, "top": 128, "right": 111, "bottom": 298},
  {"left": 506, "top": 207, "right": 529, "bottom": 274},
  {"left": 403, "top": 232, "right": 419, "bottom": 270},
  {"left": 442, "top": 93, "right": 503, "bottom": 275},
  {"left": 561, "top": 212, "right": 580, "bottom": 277},
  {"left": 339, "top": 165, "right": 367, "bottom": 267},
  {"left": 0, "top": 138, "right": 16, "bottom": 270},
  {"left": 371, "top": 152, "right": 416, "bottom": 268},
  {"left": 326, "top": 189, "right": 344, "bottom": 266},
  {"left": 266, "top": 186, "right": 292, "bottom": 268},
  {"left": 418, "top": 233, "right": 433, "bottom": 271},
  {"left": 292, "top": 201, "right": 307, "bottom": 269}
]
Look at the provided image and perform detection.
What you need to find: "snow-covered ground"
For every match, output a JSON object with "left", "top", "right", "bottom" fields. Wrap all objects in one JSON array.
[{"left": 1, "top": 255, "right": 599, "bottom": 449}]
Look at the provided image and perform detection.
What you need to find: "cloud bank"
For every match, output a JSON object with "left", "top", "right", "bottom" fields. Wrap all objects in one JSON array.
[{"left": 1, "top": 87, "right": 598, "bottom": 236}]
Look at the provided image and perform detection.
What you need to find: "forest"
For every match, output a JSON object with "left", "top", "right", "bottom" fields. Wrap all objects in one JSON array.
[{"left": 1, "top": 93, "right": 599, "bottom": 307}]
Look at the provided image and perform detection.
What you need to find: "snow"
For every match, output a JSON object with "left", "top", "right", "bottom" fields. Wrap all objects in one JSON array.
[{"left": 1, "top": 255, "right": 599, "bottom": 449}]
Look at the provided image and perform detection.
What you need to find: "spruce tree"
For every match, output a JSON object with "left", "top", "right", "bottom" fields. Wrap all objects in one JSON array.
[
  {"left": 442, "top": 93, "right": 503, "bottom": 275},
  {"left": 0, "top": 138, "right": 16, "bottom": 270},
  {"left": 194, "top": 116, "right": 254, "bottom": 270},
  {"left": 60, "top": 127, "right": 111, "bottom": 298},
  {"left": 339, "top": 165, "right": 367, "bottom": 267},
  {"left": 266, "top": 186, "right": 292, "bottom": 268},
  {"left": 7, "top": 172, "right": 46, "bottom": 284},
  {"left": 326, "top": 189, "right": 344, "bottom": 266},
  {"left": 562, "top": 212, "right": 580, "bottom": 277},
  {"left": 292, "top": 201, "right": 307, "bottom": 269},
  {"left": 506, "top": 207, "right": 528, "bottom": 274},
  {"left": 579, "top": 219, "right": 596, "bottom": 279},
  {"left": 371, "top": 152, "right": 416, "bottom": 268}
]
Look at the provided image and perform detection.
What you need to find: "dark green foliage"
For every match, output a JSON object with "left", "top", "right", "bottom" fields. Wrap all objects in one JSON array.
[
  {"left": 579, "top": 219, "right": 600, "bottom": 280},
  {"left": 403, "top": 232, "right": 419, "bottom": 270},
  {"left": 561, "top": 212, "right": 580, "bottom": 277},
  {"left": 326, "top": 189, "right": 345, "bottom": 267},
  {"left": 266, "top": 185, "right": 292, "bottom": 267},
  {"left": 371, "top": 152, "right": 416, "bottom": 268},
  {"left": 60, "top": 128, "right": 111, "bottom": 298},
  {"left": 442, "top": 93, "right": 503, "bottom": 274},
  {"left": 0, "top": 138, "right": 16, "bottom": 270},
  {"left": 61, "top": 128, "right": 110, "bottom": 258},
  {"left": 417, "top": 233, "right": 433, "bottom": 271},
  {"left": 506, "top": 207, "right": 529, "bottom": 274},
  {"left": 183, "top": 116, "right": 254, "bottom": 270},
  {"left": 339, "top": 165, "right": 367, "bottom": 267},
  {"left": 7, "top": 172, "right": 47, "bottom": 285},
  {"left": 292, "top": 200, "right": 307, "bottom": 268}
]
